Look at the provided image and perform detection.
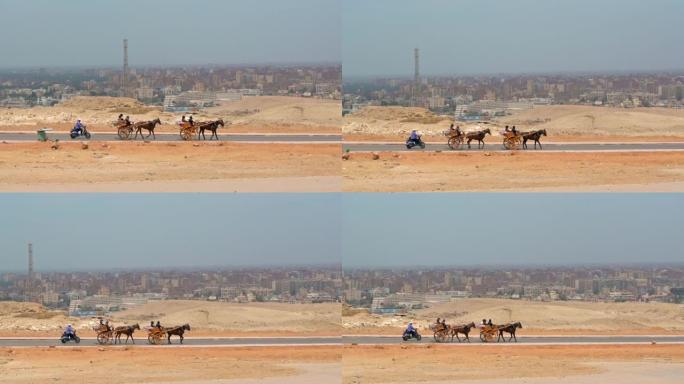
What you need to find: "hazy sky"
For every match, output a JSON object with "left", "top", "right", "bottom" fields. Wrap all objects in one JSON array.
[
  {"left": 342, "top": 194, "right": 684, "bottom": 267},
  {"left": 0, "top": 0, "right": 340, "bottom": 68},
  {"left": 343, "top": 0, "right": 684, "bottom": 78},
  {"left": 0, "top": 194, "right": 340, "bottom": 271}
]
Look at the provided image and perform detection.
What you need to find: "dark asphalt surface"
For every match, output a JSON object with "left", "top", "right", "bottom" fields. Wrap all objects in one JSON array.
[
  {"left": 0, "top": 132, "right": 341, "bottom": 142},
  {"left": 342, "top": 142, "right": 684, "bottom": 152},
  {"left": 0, "top": 337, "right": 340, "bottom": 347},
  {"left": 343, "top": 335, "right": 684, "bottom": 345}
]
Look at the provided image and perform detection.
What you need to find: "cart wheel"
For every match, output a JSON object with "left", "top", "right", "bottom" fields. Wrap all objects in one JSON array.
[
  {"left": 97, "top": 333, "right": 109, "bottom": 345},
  {"left": 118, "top": 127, "right": 130, "bottom": 140},
  {"left": 180, "top": 129, "right": 192, "bottom": 141},
  {"left": 448, "top": 136, "right": 463, "bottom": 150}
]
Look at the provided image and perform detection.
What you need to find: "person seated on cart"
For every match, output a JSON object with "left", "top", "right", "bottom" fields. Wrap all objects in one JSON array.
[
  {"left": 155, "top": 321, "right": 162, "bottom": 329},
  {"left": 405, "top": 322, "right": 418, "bottom": 337},
  {"left": 150, "top": 321, "right": 155, "bottom": 329},
  {"left": 487, "top": 319, "right": 493, "bottom": 326},
  {"left": 480, "top": 318, "right": 487, "bottom": 328},
  {"left": 510, "top": 126, "right": 517, "bottom": 135},
  {"left": 124, "top": 116, "right": 131, "bottom": 126},
  {"left": 181, "top": 115, "right": 187, "bottom": 125},
  {"left": 117, "top": 114, "right": 125, "bottom": 124},
  {"left": 188, "top": 115, "right": 194, "bottom": 126}
]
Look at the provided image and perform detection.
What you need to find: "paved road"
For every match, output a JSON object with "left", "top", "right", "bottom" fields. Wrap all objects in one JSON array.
[
  {"left": 0, "top": 337, "right": 340, "bottom": 347},
  {"left": 343, "top": 142, "right": 684, "bottom": 152},
  {"left": 344, "top": 335, "right": 684, "bottom": 345},
  {"left": 0, "top": 132, "right": 341, "bottom": 143}
]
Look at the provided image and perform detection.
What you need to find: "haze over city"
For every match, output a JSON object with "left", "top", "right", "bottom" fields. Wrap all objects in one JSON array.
[
  {"left": 0, "top": 0, "right": 341, "bottom": 68},
  {"left": 343, "top": 0, "right": 684, "bottom": 78},
  {"left": 0, "top": 194, "right": 341, "bottom": 271},
  {"left": 342, "top": 194, "right": 684, "bottom": 267}
]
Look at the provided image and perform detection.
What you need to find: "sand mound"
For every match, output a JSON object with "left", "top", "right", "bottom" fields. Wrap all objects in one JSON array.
[
  {"left": 351, "top": 106, "right": 447, "bottom": 124},
  {"left": 206, "top": 96, "right": 340, "bottom": 126},
  {"left": 111, "top": 300, "right": 341, "bottom": 333},
  {"left": 499, "top": 105, "right": 684, "bottom": 136},
  {"left": 343, "top": 298, "right": 684, "bottom": 332}
]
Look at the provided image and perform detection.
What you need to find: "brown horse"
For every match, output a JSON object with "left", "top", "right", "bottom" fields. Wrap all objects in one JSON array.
[
  {"left": 450, "top": 322, "right": 476, "bottom": 342},
  {"left": 466, "top": 128, "right": 491, "bottom": 149},
  {"left": 497, "top": 322, "right": 523, "bottom": 342},
  {"left": 166, "top": 323, "right": 191, "bottom": 344},
  {"left": 198, "top": 119, "right": 225, "bottom": 140},
  {"left": 114, "top": 323, "right": 140, "bottom": 344},
  {"left": 134, "top": 118, "right": 162, "bottom": 140},
  {"left": 522, "top": 129, "right": 547, "bottom": 150}
]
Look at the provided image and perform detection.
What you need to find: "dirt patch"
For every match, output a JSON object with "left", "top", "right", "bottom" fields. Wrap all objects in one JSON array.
[
  {"left": 342, "top": 344, "right": 684, "bottom": 383},
  {"left": 0, "top": 346, "right": 340, "bottom": 384},
  {"left": 0, "top": 141, "right": 340, "bottom": 192},
  {"left": 342, "top": 151, "right": 684, "bottom": 192}
]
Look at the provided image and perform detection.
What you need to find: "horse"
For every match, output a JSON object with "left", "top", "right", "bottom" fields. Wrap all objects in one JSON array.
[
  {"left": 114, "top": 323, "right": 140, "bottom": 344},
  {"left": 166, "top": 323, "right": 191, "bottom": 344},
  {"left": 134, "top": 118, "right": 162, "bottom": 140},
  {"left": 497, "top": 322, "right": 523, "bottom": 342},
  {"left": 450, "top": 322, "right": 476, "bottom": 342},
  {"left": 466, "top": 128, "right": 491, "bottom": 149},
  {"left": 197, "top": 119, "right": 225, "bottom": 140},
  {"left": 522, "top": 129, "right": 547, "bottom": 150}
]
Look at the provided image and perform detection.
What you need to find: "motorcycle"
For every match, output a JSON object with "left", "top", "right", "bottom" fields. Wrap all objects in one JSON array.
[
  {"left": 405, "top": 137, "right": 425, "bottom": 149},
  {"left": 70, "top": 125, "right": 92, "bottom": 139},
  {"left": 402, "top": 329, "right": 422, "bottom": 341},
  {"left": 60, "top": 332, "right": 81, "bottom": 344}
]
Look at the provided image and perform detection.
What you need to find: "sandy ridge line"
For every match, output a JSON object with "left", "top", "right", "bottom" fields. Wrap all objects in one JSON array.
[
  {"left": 343, "top": 140, "right": 684, "bottom": 145},
  {"left": 0, "top": 131, "right": 339, "bottom": 136},
  {"left": 1, "top": 343, "right": 342, "bottom": 349},
  {"left": 346, "top": 342, "right": 684, "bottom": 346},
  {"left": 344, "top": 149, "right": 684, "bottom": 154},
  {"left": 342, "top": 334, "right": 684, "bottom": 338},
  {"left": 0, "top": 336, "right": 342, "bottom": 340}
]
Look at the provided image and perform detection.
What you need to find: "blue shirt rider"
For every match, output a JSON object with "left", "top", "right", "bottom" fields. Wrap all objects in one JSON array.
[
  {"left": 409, "top": 130, "right": 420, "bottom": 141},
  {"left": 405, "top": 322, "right": 416, "bottom": 335},
  {"left": 64, "top": 324, "right": 75, "bottom": 337},
  {"left": 73, "top": 120, "right": 84, "bottom": 134}
]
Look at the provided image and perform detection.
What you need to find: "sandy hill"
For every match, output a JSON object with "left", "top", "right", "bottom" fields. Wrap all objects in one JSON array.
[
  {"left": 499, "top": 105, "right": 684, "bottom": 136},
  {"left": 344, "top": 104, "right": 684, "bottom": 137},
  {"left": 110, "top": 300, "right": 341, "bottom": 333},
  {"left": 343, "top": 298, "right": 684, "bottom": 333},
  {"left": 0, "top": 95, "right": 339, "bottom": 131}
]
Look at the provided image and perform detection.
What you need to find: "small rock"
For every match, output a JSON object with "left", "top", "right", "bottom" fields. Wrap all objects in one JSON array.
[
  {"left": 484, "top": 152, "right": 491, "bottom": 156},
  {"left": 192, "top": 143, "right": 200, "bottom": 147},
  {"left": 81, "top": 143, "right": 89, "bottom": 150},
  {"left": 341, "top": 153, "right": 350, "bottom": 160},
  {"left": 98, "top": 348, "right": 105, "bottom": 352},
  {"left": 51, "top": 141, "right": 60, "bottom": 150},
  {"left": 371, "top": 152, "right": 380, "bottom": 160}
]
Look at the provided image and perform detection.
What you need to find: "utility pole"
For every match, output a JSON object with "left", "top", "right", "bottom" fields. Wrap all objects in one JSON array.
[
  {"left": 27, "top": 243, "right": 33, "bottom": 302},
  {"left": 413, "top": 48, "right": 420, "bottom": 107}
]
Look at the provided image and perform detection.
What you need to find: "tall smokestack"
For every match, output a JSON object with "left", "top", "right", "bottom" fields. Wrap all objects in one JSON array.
[
  {"left": 413, "top": 48, "right": 420, "bottom": 106},
  {"left": 27, "top": 243, "right": 33, "bottom": 301},
  {"left": 123, "top": 39, "right": 128, "bottom": 96}
]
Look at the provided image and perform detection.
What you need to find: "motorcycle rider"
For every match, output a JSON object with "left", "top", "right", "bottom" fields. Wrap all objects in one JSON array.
[
  {"left": 409, "top": 129, "right": 421, "bottom": 143},
  {"left": 405, "top": 322, "right": 417, "bottom": 338},
  {"left": 63, "top": 324, "right": 76, "bottom": 339},
  {"left": 72, "top": 120, "right": 84, "bottom": 135}
]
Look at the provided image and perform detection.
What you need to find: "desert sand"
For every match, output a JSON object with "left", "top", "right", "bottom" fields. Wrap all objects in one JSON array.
[
  {"left": 0, "top": 96, "right": 340, "bottom": 134},
  {"left": 342, "top": 151, "right": 684, "bottom": 192},
  {"left": 343, "top": 105, "right": 684, "bottom": 140},
  {"left": 342, "top": 344, "right": 684, "bottom": 383},
  {"left": 0, "top": 141, "right": 340, "bottom": 192},
  {"left": 0, "top": 346, "right": 341, "bottom": 384},
  {"left": 343, "top": 298, "right": 684, "bottom": 336},
  {"left": 0, "top": 301, "right": 341, "bottom": 337}
]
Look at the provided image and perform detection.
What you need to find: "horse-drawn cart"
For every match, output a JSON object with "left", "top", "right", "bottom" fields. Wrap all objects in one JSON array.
[
  {"left": 479, "top": 324, "right": 499, "bottom": 342},
  {"left": 179, "top": 122, "right": 196, "bottom": 141},
  {"left": 502, "top": 131, "right": 522, "bottom": 150},
  {"left": 446, "top": 131, "right": 465, "bottom": 150},
  {"left": 116, "top": 122, "right": 134, "bottom": 140},
  {"left": 94, "top": 322, "right": 114, "bottom": 345},
  {"left": 430, "top": 323, "right": 450, "bottom": 343},
  {"left": 147, "top": 326, "right": 165, "bottom": 345}
]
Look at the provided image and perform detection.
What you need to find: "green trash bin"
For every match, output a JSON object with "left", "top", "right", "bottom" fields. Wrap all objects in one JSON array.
[{"left": 37, "top": 128, "right": 49, "bottom": 142}]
